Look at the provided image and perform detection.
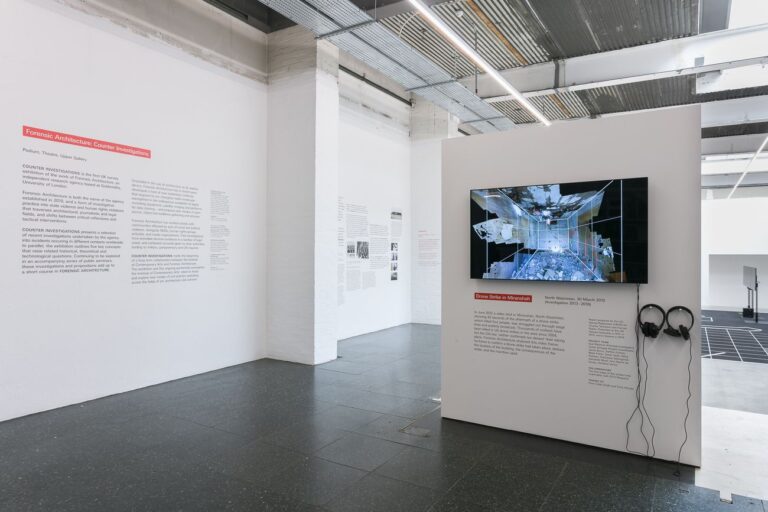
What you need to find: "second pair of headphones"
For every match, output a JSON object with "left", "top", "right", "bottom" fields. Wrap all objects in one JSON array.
[{"left": 638, "top": 304, "right": 694, "bottom": 340}]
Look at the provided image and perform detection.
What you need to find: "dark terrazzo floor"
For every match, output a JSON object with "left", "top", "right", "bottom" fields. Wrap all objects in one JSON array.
[{"left": 0, "top": 324, "right": 765, "bottom": 511}]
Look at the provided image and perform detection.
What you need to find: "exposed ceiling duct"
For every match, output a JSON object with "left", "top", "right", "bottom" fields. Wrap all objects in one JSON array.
[{"left": 263, "top": 0, "right": 517, "bottom": 132}]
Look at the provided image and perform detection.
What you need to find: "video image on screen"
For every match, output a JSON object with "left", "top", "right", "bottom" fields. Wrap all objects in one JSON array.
[{"left": 470, "top": 178, "right": 648, "bottom": 283}]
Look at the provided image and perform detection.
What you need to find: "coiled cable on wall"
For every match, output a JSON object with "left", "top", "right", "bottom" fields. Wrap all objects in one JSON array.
[
  {"left": 674, "top": 332, "right": 694, "bottom": 475},
  {"left": 625, "top": 283, "right": 652, "bottom": 457}
]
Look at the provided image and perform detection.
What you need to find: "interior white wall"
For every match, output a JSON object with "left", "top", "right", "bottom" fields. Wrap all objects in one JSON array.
[
  {"left": 410, "top": 99, "right": 460, "bottom": 325},
  {"left": 53, "top": 0, "right": 268, "bottom": 80},
  {"left": 702, "top": 197, "right": 768, "bottom": 310},
  {"left": 708, "top": 255, "right": 768, "bottom": 311},
  {"left": 410, "top": 138, "right": 444, "bottom": 325},
  {"left": 0, "top": 0, "right": 267, "bottom": 421},
  {"left": 442, "top": 107, "right": 702, "bottom": 465},
  {"left": 337, "top": 72, "right": 412, "bottom": 339}
]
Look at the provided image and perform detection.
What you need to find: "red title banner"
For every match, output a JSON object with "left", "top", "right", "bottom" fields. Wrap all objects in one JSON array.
[
  {"left": 22, "top": 126, "right": 151, "bottom": 159},
  {"left": 474, "top": 292, "right": 533, "bottom": 303}
]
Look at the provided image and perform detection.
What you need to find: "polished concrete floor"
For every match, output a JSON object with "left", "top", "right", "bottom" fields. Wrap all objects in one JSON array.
[
  {"left": 703, "top": 358, "right": 768, "bottom": 415},
  {"left": 1, "top": 324, "right": 766, "bottom": 511},
  {"left": 698, "top": 405, "right": 768, "bottom": 501},
  {"left": 699, "top": 357, "right": 768, "bottom": 500}
]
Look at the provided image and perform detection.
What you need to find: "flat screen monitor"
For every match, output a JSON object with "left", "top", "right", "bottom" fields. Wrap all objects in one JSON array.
[{"left": 470, "top": 177, "right": 648, "bottom": 283}]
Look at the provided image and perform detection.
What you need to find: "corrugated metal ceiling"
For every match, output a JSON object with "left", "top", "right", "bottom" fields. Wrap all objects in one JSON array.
[
  {"left": 492, "top": 91, "right": 591, "bottom": 123},
  {"left": 198, "top": 0, "right": 768, "bottom": 134},
  {"left": 524, "top": 0, "right": 700, "bottom": 57},
  {"left": 252, "top": 0, "right": 766, "bottom": 129},
  {"left": 580, "top": 76, "right": 768, "bottom": 117},
  {"left": 265, "top": 0, "right": 512, "bottom": 131},
  {"left": 380, "top": 0, "right": 700, "bottom": 80},
  {"left": 491, "top": 76, "right": 768, "bottom": 124}
]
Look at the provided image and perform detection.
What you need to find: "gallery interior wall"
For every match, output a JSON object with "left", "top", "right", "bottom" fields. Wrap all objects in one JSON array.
[
  {"left": 410, "top": 137, "right": 444, "bottom": 326},
  {"left": 702, "top": 197, "right": 768, "bottom": 310},
  {"left": 337, "top": 72, "right": 412, "bottom": 339},
  {"left": 441, "top": 107, "right": 702, "bottom": 465},
  {"left": 409, "top": 99, "right": 460, "bottom": 326},
  {"left": 0, "top": 0, "right": 268, "bottom": 421}
]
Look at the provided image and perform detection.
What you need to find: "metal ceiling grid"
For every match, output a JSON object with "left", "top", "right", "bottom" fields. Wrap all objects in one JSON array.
[
  {"left": 379, "top": 0, "right": 547, "bottom": 80},
  {"left": 266, "top": 0, "right": 338, "bottom": 33},
  {"left": 473, "top": 0, "right": 551, "bottom": 64},
  {"left": 345, "top": 23, "right": 452, "bottom": 85},
  {"left": 493, "top": 91, "right": 591, "bottom": 123},
  {"left": 432, "top": 0, "right": 521, "bottom": 70},
  {"left": 379, "top": 11, "right": 477, "bottom": 78},
  {"left": 378, "top": 0, "right": 700, "bottom": 81},
  {"left": 518, "top": 0, "right": 700, "bottom": 58},
  {"left": 431, "top": 81, "right": 506, "bottom": 119},
  {"left": 415, "top": 86, "right": 492, "bottom": 120},
  {"left": 576, "top": 76, "right": 768, "bottom": 117},
  {"left": 264, "top": 0, "right": 513, "bottom": 130},
  {"left": 491, "top": 100, "right": 535, "bottom": 123},
  {"left": 489, "top": 76, "right": 768, "bottom": 124}
]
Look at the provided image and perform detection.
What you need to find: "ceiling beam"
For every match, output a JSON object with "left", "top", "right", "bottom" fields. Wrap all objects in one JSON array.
[
  {"left": 701, "top": 96, "right": 768, "bottom": 128},
  {"left": 463, "top": 23, "right": 768, "bottom": 101},
  {"left": 702, "top": 171, "right": 768, "bottom": 188},
  {"left": 702, "top": 158, "right": 768, "bottom": 176},
  {"left": 702, "top": 133, "right": 768, "bottom": 156},
  {"left": 703, "top": 121, "right": 768, "bottom": 138}
]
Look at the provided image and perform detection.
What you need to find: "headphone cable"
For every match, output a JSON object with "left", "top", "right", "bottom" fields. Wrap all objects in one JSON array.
[
  {"left": 674, "top": 332, "right": 693, "bottom": 475},
  {"left": 640, "top": 333, "right": 657, "bottom": 457},
  {"left": 625, "top": 283, "right": 651, "bottom": 457}
]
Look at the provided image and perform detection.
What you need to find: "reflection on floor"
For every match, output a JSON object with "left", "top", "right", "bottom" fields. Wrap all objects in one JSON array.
[
  {"left": 703, "top": 358, "right": 768, "bottom": 415},
  {"left": 700, "top": 357, "right": 768, "bottom": 500},
  {"left": 699, "top": 406, "right": 768, "bottom": 501},
  {"left": 0, "top": 324, "right": 765, "bottom": 511}
]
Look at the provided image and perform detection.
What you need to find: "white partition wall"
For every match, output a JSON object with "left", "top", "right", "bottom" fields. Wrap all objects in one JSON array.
[
  {"left": 0, "top": 0, "right": 268, "bottom": 421},
  {"left": 702, "top": 197, "right": 768, "bottom": 310},
  {"left": 336, "top": 73, "right": 412, "bottom": 340},
  {"left": 441, "top": 107, "right": 702, "bottom": 465}
]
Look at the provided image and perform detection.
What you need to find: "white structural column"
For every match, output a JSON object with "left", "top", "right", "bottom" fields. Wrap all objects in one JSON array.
[
  {"left": 267, "top": 26, "right": 339, "bottom": 364},
  {"left": 410, "top": 99, "right": 459, "bottom": 325}
]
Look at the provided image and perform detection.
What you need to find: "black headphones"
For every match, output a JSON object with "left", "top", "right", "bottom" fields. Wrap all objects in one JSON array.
[
  {"left": 664, "top": 306, "right": 695, "bottom": 341},
  {"left": 638, "top": 304, "right": 666, "bottom": 338}
]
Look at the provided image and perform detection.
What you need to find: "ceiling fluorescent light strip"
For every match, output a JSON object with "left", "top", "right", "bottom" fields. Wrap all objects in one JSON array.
[
  {"left": 727, "top": 132, "right": 768, "bottom": 199},
  {"left": 406, "top": 0, "right": 550, "bottom": 126}
]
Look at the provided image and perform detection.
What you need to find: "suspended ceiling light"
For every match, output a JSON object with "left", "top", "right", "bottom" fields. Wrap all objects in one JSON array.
[
  {"left": 727, "top": 132, "right": 768, "bottom": 199},
  {"left": 406, "top": 0, "right": 551, "bottom": 126}
]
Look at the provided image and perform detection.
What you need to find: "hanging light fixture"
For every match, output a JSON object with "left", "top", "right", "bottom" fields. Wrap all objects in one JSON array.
[{"left": 406, "top": 0, "right": 550, "bottom": 126}]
